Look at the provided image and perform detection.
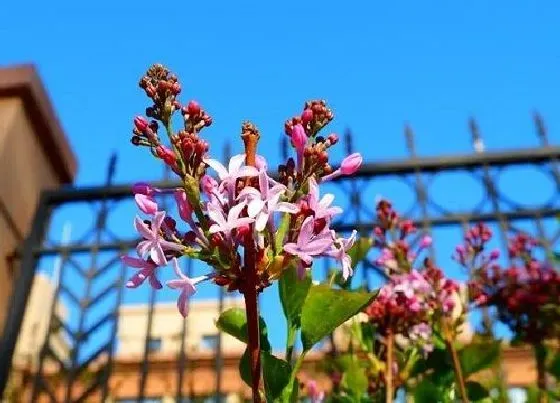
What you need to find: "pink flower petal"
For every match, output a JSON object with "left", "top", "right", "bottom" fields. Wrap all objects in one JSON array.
[
  {"left": 134, "top": 216, "right": 153, "bottom": 239},
  {"left": 135, "top": 194, "right": 158, "bottom": 215}
]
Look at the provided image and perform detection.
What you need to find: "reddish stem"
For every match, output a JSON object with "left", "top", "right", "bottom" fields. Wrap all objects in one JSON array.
[
  {"left": 241, "top": 122, "right": 262, "bottom": 402},
  {"left": 386, "top": 330, "right": 394, "bottom": 403},
  {"left": 243, "top": 234, "right": 261, "bottom": 402}
]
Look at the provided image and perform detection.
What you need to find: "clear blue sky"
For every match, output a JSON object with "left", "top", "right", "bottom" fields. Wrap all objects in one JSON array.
[{"left": 2, "top": 1, "right": 560, "bottom": 356}]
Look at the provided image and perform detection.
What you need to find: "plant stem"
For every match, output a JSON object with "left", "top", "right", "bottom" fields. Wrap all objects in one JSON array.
[
  {"left": 386, "top": 330, "right": 394, "bottom": 403},
  {"left": 445, "top": 339, "right": 469, "bottom": 403},
  {"left": 286, "top": 324, "right": 296, "bottom": 364},
  {"left": 244, "top": 235, "right": 261, "bottom": 403},
  {"left": 534, "top": 342, "right": 548, "bottom": 403},
  {"left": 241, "top": 121, "right": 262, "bottom": 403}
]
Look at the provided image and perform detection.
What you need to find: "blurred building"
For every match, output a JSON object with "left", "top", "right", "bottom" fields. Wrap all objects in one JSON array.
[{"left": 0, "top": 64, "right": 76, "bottom": 332}]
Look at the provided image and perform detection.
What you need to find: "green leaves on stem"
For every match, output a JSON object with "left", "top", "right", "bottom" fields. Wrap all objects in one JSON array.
[
  {"left": 300, "top": 284, "right": 375, "bottom": 351},
  {"left": 217, "top": 308, "right": 291, "bottom": 401}
]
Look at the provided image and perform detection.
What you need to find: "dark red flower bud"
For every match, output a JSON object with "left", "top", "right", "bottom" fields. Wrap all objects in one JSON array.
[
  {"left": 327, "top": 133, "right": 339, "bottom": 145},
  {"left": 183, "top": 231, "right": 197, "bottom": 244},
  {"left": 301, "top": 108, "right": 314, "bottom": 124},
  {"left": 172, "top": 82, "right": 181, "bottom": 94},
  {"left": 187, "top": 100, "right": 201, "bottom": 116},
  {"left": 134, "top": 116, "right": 149, "bottom": 132},
  {"left": 163, "top": 216, "right": 176, "bottom": 231}
]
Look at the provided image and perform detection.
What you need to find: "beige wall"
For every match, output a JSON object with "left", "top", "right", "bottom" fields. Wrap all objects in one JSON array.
[
  {"left": 12, "top": 274, "right": 69, "bottom": 369},
  {"left": 118, "top": 299, "right": 246, "bottom": 355}
]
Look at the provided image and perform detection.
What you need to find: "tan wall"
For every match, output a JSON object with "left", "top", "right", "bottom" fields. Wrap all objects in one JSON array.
[
  {"left": 0, "top": 97, "right": 59, "bottom": 330},
  {"left": 0, "top": 64, "right": 77, "bottom": 336},
  {"left": 118, "top": 299, "right": 247, "bottom": 355}
]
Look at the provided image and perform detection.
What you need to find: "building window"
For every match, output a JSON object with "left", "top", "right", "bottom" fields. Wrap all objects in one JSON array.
[
  {"left": 147, "top": 337, "right": 162, "bottom": 352},
  {"left": 201, "top": 334, "right": 219, "bottom": 350}
]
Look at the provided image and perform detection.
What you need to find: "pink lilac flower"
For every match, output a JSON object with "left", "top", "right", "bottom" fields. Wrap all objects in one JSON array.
[
  {"left": 306, "top": 380, "right": 325, "bottom": 403},
  {"left": 237, "top": 170, "right": 299, "bottom": 231},
  {"left": 133, "top": 182, "right": 158, "bottom": 215},
  {"left": 203, "top": 154, "right": 259, "bottom": 201},
  {"left": 290, "top": 124, "right": 307, "bottom": 172},
  {"left": 200, "top": 175, "right": 218, "bottom": 197},
  {"left": 174, "top": 190, "right": 194, "bottom": 224},
  {"left": 207, "top": 201, "right": 254, "bottom": 241},
  {"left": 307, "top": 177, "right": 342, "bottom": 220},
  {"left": 321, "top": 152, "right": 363, "bottom": 182},
  {"left": 166, "top": 258, "right": 214, "bottom": 317},
  {"left": 283, "top": 216, "right": 334, "bottom": 277},
  {"left": 121, "top": 256, "right": 162, "bottom": 289},
  {"left": 324, "top": 230, "right": 357, "bottom": 280},
  {"left": 135, "top": 211, "right": 185, "bottom": 266}
]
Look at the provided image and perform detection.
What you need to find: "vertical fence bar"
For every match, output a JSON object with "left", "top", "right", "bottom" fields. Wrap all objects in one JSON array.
[
  {"left": 404, "top": 125, "right": 436, "bottom": 261},
  {"left": 0, "top": 193, "right": 53, "bottom": 396},
  {"left": 31, "top": 224, "right": 72, "bottom": 401},
  {"left": 469, "top": 118, "right": 512, "bottom": 265},
  {"left": 100, "top": 252, "right": 127, "bottom": 402}
]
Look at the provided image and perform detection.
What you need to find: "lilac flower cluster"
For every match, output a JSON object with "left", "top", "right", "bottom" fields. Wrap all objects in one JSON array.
[
  {"left": 365, "top": 200, "right": 462, "bottom": 354},
  {"left": 122, "top": 64, "right": 363, "bottom": 317},
  {"left": 468, "top": 231, "right": 560, "bottom": 344}
]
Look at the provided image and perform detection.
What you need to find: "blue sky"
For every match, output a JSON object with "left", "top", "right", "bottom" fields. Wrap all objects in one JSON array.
[{"left": 2, "top": 1, "right": 560, "bottom": 357}]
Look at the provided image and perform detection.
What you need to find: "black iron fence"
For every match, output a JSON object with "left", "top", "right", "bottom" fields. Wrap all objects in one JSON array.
[{"left": 0, "top": 114, "right": 559, "bottom": 402}]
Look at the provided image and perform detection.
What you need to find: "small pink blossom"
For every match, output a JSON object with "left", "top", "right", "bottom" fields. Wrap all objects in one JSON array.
[
  {"left": 166, "top": 258, "right": 213, "bottom": 317},
  {"left": 307, "top": 177, "right": 342, "bottom": 220},
  {"left": 324, "top": 230, "right": 357, "bottom": 280},
  {"left": 121, "top": 256, "right": 162, "bottom": 289},
  {"left": 238, "top": 170, "right": 299, "bottom": 231},
  {"left": 204, "top": 154, "right": 259, "bottom": 201},
  {"left": 135, "top": 211, "right": 185, "bottom": 266},
  {"left": 306, "top": 380, "right": 324, "bottom": 403},
  {"left": 207, "top": 201, "right": 254, "bottom": 240},
  {"left": 201, "top": 175, "right": 218, "bottom": 197},
  {"left": 283, "top": 216, "right": 334, "bottom": 273}
]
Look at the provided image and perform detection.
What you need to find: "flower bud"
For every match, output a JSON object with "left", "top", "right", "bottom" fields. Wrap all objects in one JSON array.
[
  {"left": 156, "top": 146, "right": 176, "bottom": 165},
  {"left": 420, "top": 235, "right": 432, "bottom": 248},
  {"left": 133, "top": 182, "right": 154, "bottom": 196},
  {"left": 340, "top": 153, "right": 363, "bottom": 175},
  {"left": 164, "top": 216, "right": 177, "bottom": 231},
  {"left": 187, "top": 100, "right": 201, "bottom": 116},
  {"left": 291, "top": 124, "right": 307, "bottom": 151},
  {"left": 301, "top": 108, "right": 314, "bottom": 124},
  {"left": 327, "top": 133, "right": 339, "bottom": 145},
  {"left": 134, "top": 194, "right": 158, "bottom": 215},
  {"left": 489, "top": 249, "right": 500, "bottom": 260},
  {"left": 134, "top": 116, "right": 149, "bottom": 132}
]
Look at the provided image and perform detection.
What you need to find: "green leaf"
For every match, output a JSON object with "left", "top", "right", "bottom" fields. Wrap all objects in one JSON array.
[
  {"left": 301, "top": 285, "right": 376, "bottom": 351},
  {"left": 215, "top": 307, "right": 272, "bottom": 351},
  {"left": 239, "top": 348, "right": 291, "bottom": 402},
  {"left": 279, "top": 265, "right": 311, "bottom": 326},
  {"left": 262, "top": 352, "right": 292, "bottom": 401},
  {"left": 414, "top": 379, "right": 442, "bottom": 403},
  {"left": 239, "top": 348, "right": 252, "bottom": 387},
  {"left": 341, "top": 358, "right": 368, "bottom": 398},
  {"left": 465, "top": 381, "right": 489, "bottom": 401},
  {"left": 549, "top": 352, "right": 560, "bottom": 379},
  {"left": 274, "top": 213, "right": 291, "bottom": 252},
  {"left": 459, "top": 341, "right": 501, "bottom": 376},
  {"left": 348, "top": 237, "right": 373, "bottom": 269}
]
